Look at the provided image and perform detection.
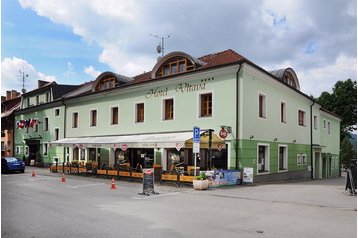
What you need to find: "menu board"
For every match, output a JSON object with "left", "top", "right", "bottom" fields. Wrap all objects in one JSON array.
[{"left": 139, "top": 169, "right": 158, "bottom": 196}]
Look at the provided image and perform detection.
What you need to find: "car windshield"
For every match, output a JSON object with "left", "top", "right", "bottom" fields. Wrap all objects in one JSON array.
[{"left": 5, "top": 158, "right": 20, "bottom": 162}]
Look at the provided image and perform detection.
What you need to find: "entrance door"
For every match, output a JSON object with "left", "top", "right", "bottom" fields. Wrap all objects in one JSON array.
[
  {"left": 322, "top": 157, "right": 327, "bottom": 178},
  {"left": 314, "top": 152, "right": 320, "bottom": 178},
  {"left": 26, "top": 139, "right": 40, "bottom": 165}
]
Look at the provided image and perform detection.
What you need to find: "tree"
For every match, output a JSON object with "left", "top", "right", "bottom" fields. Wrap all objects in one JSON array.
[
  {"left": 341, "top": 136, "right": 355, "bottom": 165},
  {"left": 316, "top": 79, "right": 357, "bottom": 139}
]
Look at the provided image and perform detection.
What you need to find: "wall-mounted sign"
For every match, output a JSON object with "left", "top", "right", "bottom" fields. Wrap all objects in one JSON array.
[{"left": 219, "top": 129, "right": 228, "bottom": 139}]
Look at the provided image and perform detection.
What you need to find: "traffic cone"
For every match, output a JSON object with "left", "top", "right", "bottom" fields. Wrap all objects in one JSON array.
[
  {"left": 110, "top": 178, "right": 116, "bottom": 190},
  {"left": 31, "top": 170, "right": 36, "bottom": 177},
  {"left": 61, "top": 173, "right": 66, "bottom": 182}
]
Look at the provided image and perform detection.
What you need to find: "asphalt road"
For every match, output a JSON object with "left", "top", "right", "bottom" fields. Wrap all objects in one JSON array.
[{"left": 1, "top": 168, "right": 357, "bottom": 238}]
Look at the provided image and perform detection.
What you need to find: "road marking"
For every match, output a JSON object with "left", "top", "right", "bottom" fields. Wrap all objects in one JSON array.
[
  {"left": 67, "top": 183, "right": 105, "bottom": 189},
  {"left": 131, "top": 192, "right": 180, "bottom": 200},
  {"left": 28, "top": 177, "right": 59, "bottom": 182}
]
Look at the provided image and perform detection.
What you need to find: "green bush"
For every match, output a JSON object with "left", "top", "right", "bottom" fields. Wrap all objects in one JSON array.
[{"left": 196, "top": 171, "right": 207, "bottom": 180}]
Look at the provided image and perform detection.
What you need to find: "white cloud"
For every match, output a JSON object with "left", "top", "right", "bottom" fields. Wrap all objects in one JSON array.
[
  {"left": 1, "top": 57, "right": 56, "bottom": 95},
  {"left": 298, "top": 54, "right": 357, "bottom": 97},
  {"left": 84, "top": 65, "right": 101, "bottom": 79}
]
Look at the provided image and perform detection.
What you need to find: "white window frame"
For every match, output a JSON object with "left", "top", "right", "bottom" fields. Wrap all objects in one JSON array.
[
  {"left": 313, "top": 115, "right": 318, "bottom": 130},
  {"left": 16, "top": 146, "right": 23, "bottom": 154},
  {"left": 278, "top": 145, "right": 288, "bottom": 172},
  {"left": 44, "top": 117, "right": 49, "bottom": 132},
  {"left": 162, "top": 97, "right": 175, "bottom": 121},
  {"left": 198, "top": 91, "right": 214, "bottom": 119},
  {"left": 54, "top": 108, "right": 60, "bottom": 117},
  {"left": 280, "top": 101, "right": 286, "bottom": 123},
  {"left": 134, "top": 102, "right": 145, "bottom": 123},
  {"left": 327, "top": 121, "right": 331, "bottom": 134},
  {"left": 257, "top": 143, "right": 270, "bottom": 174},
  {"left": 72, "top": 112, "right": 79, "bottom": 128},
  {"left": 258, "top": 92, "right": 267, "bottom": 119},
  {"left": 298, "top": 109, "right": 306, "bottom": 127},
  {"left": 54, "top": 128, "right": 60, "bottom": 141},
  {"left": 43, "top": 143, "right": 48, "bottom": 155},
  {"left": 301, "top": 154, "right": 307, "bottom": 165},
  {"left": 110, "top": 106, "right": 119, "bottom": 125},
  {"left": 89, "top": 109, "right": 98, "bottom": 127},
  {"left": 297, "top": 154, "right": 302, "bottom": 165},
  {"left": 25, "top": 146, "right": 29, "bottom": 156}
]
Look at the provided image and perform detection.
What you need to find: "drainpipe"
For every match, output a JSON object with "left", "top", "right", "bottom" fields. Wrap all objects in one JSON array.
[
  {"left": 310, "top": 101, "right": 315, "bottom": 180},
  {"left": 235, "top": 63, "right": 243, "bottom": 170},
  {"left": 61, "top": 99, "right": 67, "bottom": 163}
]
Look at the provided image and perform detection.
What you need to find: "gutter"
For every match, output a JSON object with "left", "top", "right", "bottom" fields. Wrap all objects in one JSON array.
[
  {"left": 61, "top": 98, "right": 67, "bottom": 162},
  {"left": 310, "top": 101, "right": 315, "bottom": 179},
  {"left": 235, "top": 62, "right": 243, "bottom": 170}
]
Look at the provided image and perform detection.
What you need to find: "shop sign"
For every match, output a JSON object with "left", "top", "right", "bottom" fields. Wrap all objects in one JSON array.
[
  {"left": 139, "top": 168, "right": 159, "bottom": 196},
  {"left": 243, "top": 167, "right": 254, "bottom": 185},
  {"left": 219, "top": 129, "right": 228, "bottom": 139},
  {"left": 121, "top": 144, "right": 128, "bottom": 151}
]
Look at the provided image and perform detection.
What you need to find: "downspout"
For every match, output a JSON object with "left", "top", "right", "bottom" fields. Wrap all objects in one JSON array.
[
  {"left": 235, "top": 63, "right": 243, "bottom": 170},
  {"left": 310, "top": 101, "right": 315, "bottom": 180},
  {"left": 61, "top": 98, "right": 67, "bottom": 163}
]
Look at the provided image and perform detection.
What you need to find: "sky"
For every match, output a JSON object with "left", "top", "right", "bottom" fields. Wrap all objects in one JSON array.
[{"left": 1, "top": 0, "right": 357, "bottom": 97}]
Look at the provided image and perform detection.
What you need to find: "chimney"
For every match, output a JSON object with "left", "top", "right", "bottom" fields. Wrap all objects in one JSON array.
[
  {"left": 6, "top": 91, "right": 11, "bottom": 100},
  {"left": 38, "top": 80, "right": 49, "bottom": 88},
  {"left": 11, "top": 90, "right": 19, "bottom": 99}
]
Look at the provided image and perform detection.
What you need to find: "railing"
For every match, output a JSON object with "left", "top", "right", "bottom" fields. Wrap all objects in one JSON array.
[{"left": 50, "top": 162, "right": 196, "bottom": 187}]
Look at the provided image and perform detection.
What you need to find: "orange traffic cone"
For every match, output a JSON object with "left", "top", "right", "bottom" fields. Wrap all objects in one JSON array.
[
  {"left": 61, "top": 173, "right": 66, "bottom": 182},
  {"left": 110, "top": 178, "right": 116, "bottom": 190},
  {"left": 31, "top": 170, "right": 36, "bottom": 177}
]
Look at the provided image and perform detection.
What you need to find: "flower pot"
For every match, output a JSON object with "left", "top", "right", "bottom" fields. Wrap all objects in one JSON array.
[{"left": 193, "top": 179, "right": 209, "bottom": 190}]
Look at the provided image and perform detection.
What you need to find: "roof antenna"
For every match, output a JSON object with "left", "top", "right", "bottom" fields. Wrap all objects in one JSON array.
[
  {"left": 19, "top": 69, "right": 29, "bottom": 94},
  {"left": 150, "top": 34, "right": 170, "bottom": 57}
]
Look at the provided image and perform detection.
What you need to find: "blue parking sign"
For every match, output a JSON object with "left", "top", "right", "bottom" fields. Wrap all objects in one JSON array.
[{"left": 193, "top": 126, "right": 200, "bottom": 143}]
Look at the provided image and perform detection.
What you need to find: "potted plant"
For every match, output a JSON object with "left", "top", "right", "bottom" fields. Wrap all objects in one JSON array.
[{"left": 193, "top": 172, "right": 209, "bottom": 190}]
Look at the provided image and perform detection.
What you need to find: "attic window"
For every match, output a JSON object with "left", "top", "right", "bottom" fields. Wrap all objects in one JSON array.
[
  {"left": 95, "top": 76, "right": 119, "bottom": 91},
  {"left": 155, "top": 57, "right": 195, "bottom": 78},
  {"left": 283, "top": 74, "right": 297, "bottom": 88}
]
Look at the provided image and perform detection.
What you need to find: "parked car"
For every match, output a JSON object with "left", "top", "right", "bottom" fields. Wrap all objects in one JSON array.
[{"left": 1, "top": 157, "right": 26, "bottom": 174}]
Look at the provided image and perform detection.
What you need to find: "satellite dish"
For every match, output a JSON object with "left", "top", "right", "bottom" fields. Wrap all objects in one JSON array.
[{"left": 156, "top": 44, "right": 162, "bottom": 54}]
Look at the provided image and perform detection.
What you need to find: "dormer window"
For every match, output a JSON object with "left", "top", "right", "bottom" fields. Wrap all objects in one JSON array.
[
  {"left": 95, "top": 75, "right": 119, "bottom": 91},
  {"left": 156, "top": 57, "right": 195, "bottom": 78},
  {"left": 92, "top": 72, "right": 133, "bottom": 92},
  {"left": 151, "top": 51, "right": 204, "bottom": 79}
]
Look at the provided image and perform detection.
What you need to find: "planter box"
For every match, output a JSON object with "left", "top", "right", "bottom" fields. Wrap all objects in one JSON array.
[{"left": 193, "top": 179, "right": 209, "bottom": 190}]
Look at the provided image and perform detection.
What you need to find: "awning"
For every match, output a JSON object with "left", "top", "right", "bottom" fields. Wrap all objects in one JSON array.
[{"left": 50, "top": 131, "right": 225, "bottom": 149}]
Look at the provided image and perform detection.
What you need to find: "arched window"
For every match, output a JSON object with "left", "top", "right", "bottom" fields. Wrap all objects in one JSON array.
[
  {"left": 92, "top": 72, "right": 133, "bottom": 92},
  {"left": 151, "top": 52, "right": 204, "bottom": 79}
]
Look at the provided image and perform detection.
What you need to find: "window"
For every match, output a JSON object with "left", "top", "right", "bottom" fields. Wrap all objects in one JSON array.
[
  {"left": 314, "top": 115, "right": 317, "bottom": 130},
  {"left": 111, "top": 107, "right": 119, "bottom": 125},
  {"left": 298, "top": 110, "right": 306, "bottom": 126},
  {"left": 327, "top": 122, "right": 331, "bottom": 134},
  {"left": 90, "top": 110, "right": 97, "bottom": 127},
  {"left": 25, "top": 146, "right": 29, "bottom": 156},
  {"left": 16, "top": 146, "right": 23, "bottom": 154},
  {"left": 54, "top": 128, "right": 59, "bottom": 141},
  {"left": 200, "top": 93, "right": 212, "bottom": 117},
  {"left": 259, "top": 94, "right": 266, "bottom": 118},
  {"left": 46, "top": 92, "right": 50, "bottom": 103},
  {"left": 44, "top": 118, "right": 49, "bottom": 131},
  {"left": 297, "top": 154, "right": 302, "bottom": 165},
  {"left": 43, "top": 143, "right": 48, "bottom": 155},
  {"left": 72, "top": 112, "right": 79, "bottom": 128},
  {"left": 257, "top": 144, "right": 269, "bottom": 173},
  {"left": 26, "top": 98, "right": 30, "bottom": 107},
  {"left": 155, "top": 57, "right": 196, "bottom": 78},
  {"left": 302, "top": 154, "right": 307, "bottom": 165},
  {"left": 36, "top": 95, "right": 39, "bottom": 105},
  {"left": 323, "top": 120, "right": 326, "bottom": 128},
  {"left": 163, "top": 98, "right": 174, "bottom": 120},
  {"left": 278, "top": 145, "right": 287, "bottom": 171},
  {"left": 136, "top": 103, "right": 144, "bottom": 123},
  {"left": 34, "top": 123, "right": 38, "bottom": 132},
  {"left": 55, "top": 108, "right": 60, "bottom": 116},
  {"left": 280, "top": 102, "right": 286, "bottom": 123}
]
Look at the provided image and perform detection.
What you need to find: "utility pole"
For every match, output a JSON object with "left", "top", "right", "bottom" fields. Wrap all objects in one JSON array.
[{"left": 19, "top": 70, "right": 29, "bottom": 94}]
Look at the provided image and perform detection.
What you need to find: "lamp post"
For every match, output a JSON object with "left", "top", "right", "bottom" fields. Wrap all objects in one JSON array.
[{"left": 207, "top": 129, "right": 214, "bottom": 170}]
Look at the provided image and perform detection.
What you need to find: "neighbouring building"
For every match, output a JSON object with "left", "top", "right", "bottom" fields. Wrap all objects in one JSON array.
[
  {"left": 14, "top": 49, "right": 341, "bottom": 181},
  {"left": 1, "top": 90, "right": 21, "bottom": 157}
]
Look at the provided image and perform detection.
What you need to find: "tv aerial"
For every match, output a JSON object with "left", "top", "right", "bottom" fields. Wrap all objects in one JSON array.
[
  {"left": 150, "top": 34, "right": 170, "bottom": 57},
  {"left": 19, "top": 70, "right": 29, "bottom": 94}
]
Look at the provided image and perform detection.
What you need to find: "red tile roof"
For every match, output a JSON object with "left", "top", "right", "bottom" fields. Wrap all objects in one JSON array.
[{"left": 131, "top": 49, "right": 246, "bottom": 84}]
